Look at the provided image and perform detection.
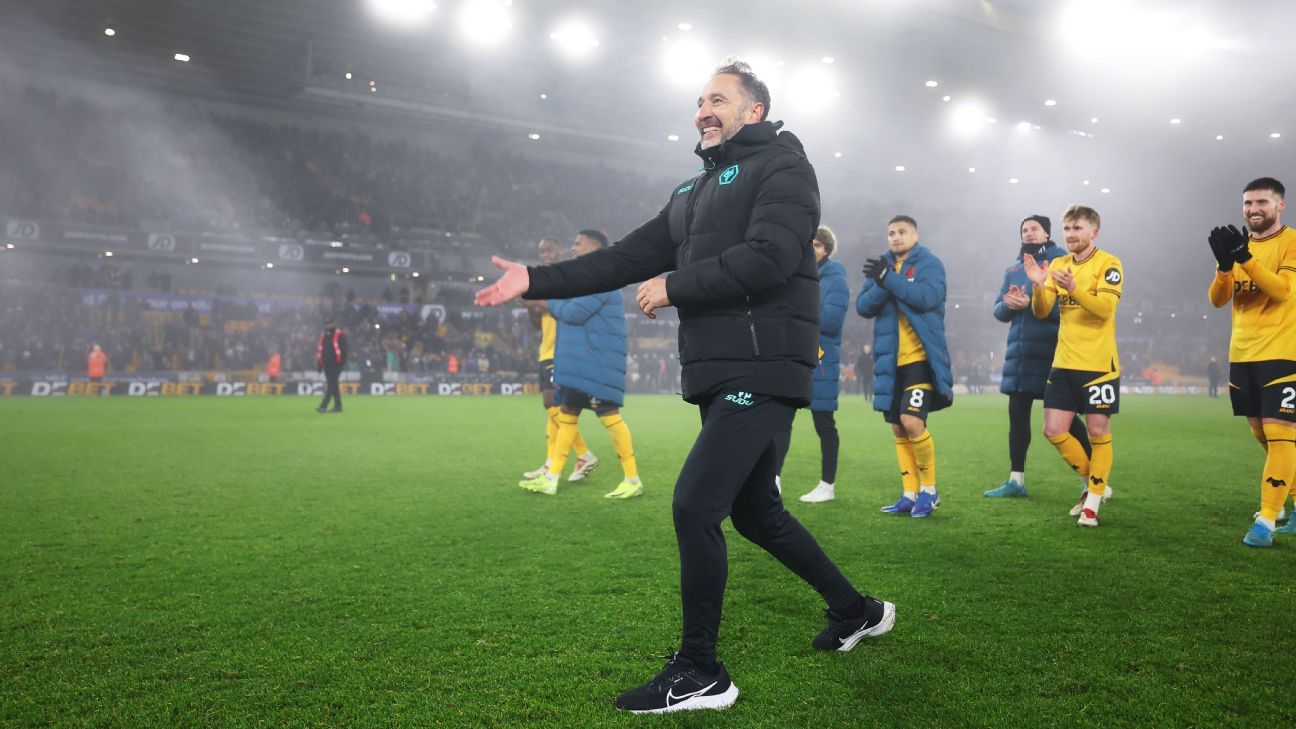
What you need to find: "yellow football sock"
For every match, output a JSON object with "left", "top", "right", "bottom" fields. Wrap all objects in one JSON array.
[
  {"left": 545, "top": 406, "right": 561, "bottom": 462},
  {"left": 599, "top": 413, "right": 638, "bottom": 480},
  {"left": 910, "top": 430, "right": 936, "bottom": 488},
  {"left": 894, "top": 436, "right": 919, "bottom": 497},
  {"left": 572, "top": 428, "right": 589, "bottom": 458},
  {"left": 1087, "top": 434, "right": 1113, "bottom": 496},
  {"left": 549, "top": 412, "right": 581, "bottom": 477},
  {"left": 1047, "top": 432, "right": 1091, "bottom": 480},
  {"left": 1251, "top": 425, "right": 1269, "bottom": 454},
  {"left": 1259, "top": 423, "right": 1296, "bottom": 521}
]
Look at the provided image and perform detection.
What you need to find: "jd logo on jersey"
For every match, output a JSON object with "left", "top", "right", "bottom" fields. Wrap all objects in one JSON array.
[
  {"left": 719, "top": 164, "right": 740, "bottom": 185},
  {"left": 1104, "top": 268, "right": 1122, "bottom": 284}
]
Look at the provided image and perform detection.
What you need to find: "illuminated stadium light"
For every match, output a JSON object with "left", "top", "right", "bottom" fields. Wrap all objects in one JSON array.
[
  {"left": 1083, "top": 180, "right": 1090, "bottom": 185},
  {"left": 667, "top": 134, "right": 680, "bottom": 141},
  {"left": 369, "top": 79, "right": 376, "bottom": 86},
  {"left": 1170, "top": 118, "right": 1181, "bottom": 125},
  {"left": 1016, "top": 121, "right": 1032, "bottom": 132},
  {"left": 1058, "top": 1, "right": 1219, "bottom": 70},
  {"left": 894, "top": 165, "right": 906, "bottom": 172},
  {"left": 265, "top": 262, "right": 274, "bottom": 269},
  {"left": 677, "top": 22, "right": 692, "bottom": 31},
  {"left": 190, "top": 257, "right": 199, "bottom": 263},
  {"left": 834, "top": 152, "right": 842, "bottom": 158},
  {"left": 821, "top": 56, "right": 834, "bottom": 64},
  {"left": 527, "top": 133, "right": 540, "bottom": 140},
  {"left": 968, "top": 167, "right": 976, "bottom": 173},
  {"left": 104, "top": 28, "right": 116, "bottom": 37},
  {"left": 370, "top": 86, "right": 377, "bottom": 93},
  {"left": 459, "top": 0, "right": 512, "bottom": 48},
  {"left": 539, "top": 93, "right": 547, "bottom": 99},
  {"left": 1008, "top": 178, "right": 1019, "bottom": 184},
  {"left": 550, "top": 20, "right": 600, "bottom": 59},
  {"left": 949, "top": 99, "right": 994, "bottom": 138},
  {"left": 174, "top": 53, "right": 190, "bottom": 62},
  {"left": 942, "top": 95, "right": 951, "bottom": 102},
  {"left": 1101, "top": 187, "right": 1111, "bottom": 193},
  {"left": 375, "top": 323, "right": 381, "bottom": 329},
  {"left": 659, "top": 35, "right": 712, "bottom": 89},
  {"left": 6, "top": 243, "right": 15, "bottom": 249},
  {"left": 366, "top": 0, "right": 437, "bottom": 27},
  {"left": 1044, "top": 99, "right": 1057, "bottom": 106},
  {"left": 412, "top": 272, "right": 420, "bottom": 277},
  {"left": 341, "top": 267, "right": 351, "bottom": 273},
  {"left": 1215, "top": 134, "right": 1224, "bottom": 140},
  {"left": 1090, "top": 116, "right": 1099, "bottom": 123},
  {"left": 330, "top": 241, "right": 343, "bottom": 248},
  {"left": 345, "top": 72, "right": 352, "bottom": 80},
  {"left": 925, "top": 80, "right": 938, "bottom": 87},
  {"left": 1271, "top": 132, "right": 1282, "bottom": 139},
  {"left": 104, "top": 250, "right": 113, "bottom": 257}
]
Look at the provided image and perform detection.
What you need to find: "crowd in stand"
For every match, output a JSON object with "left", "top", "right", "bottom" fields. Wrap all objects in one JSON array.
[{"left": 0, "top": 84, "right": 665, "bottom": 257}]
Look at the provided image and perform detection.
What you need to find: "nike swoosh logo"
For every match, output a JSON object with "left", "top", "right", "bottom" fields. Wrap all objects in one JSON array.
[{"left": 666, "top": 681, "right": 717, "bottom": 706}]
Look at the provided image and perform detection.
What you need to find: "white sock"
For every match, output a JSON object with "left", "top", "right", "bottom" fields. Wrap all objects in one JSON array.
[
  {"left": 628, "top": 476, "right": 641, "bottom": 485},
  {"left": 545, "top": 473, "right": 559, "bottom": 483},
  {"left": 819, "top": 481, "right": 834, "bottom": 489},
  {"left": 1009, "top": 471, "right": 1025, "bottom": 486},
  {"left": 543, "top": 459, "right": 553, "bottom": 468},
  {"left": 579, "top": 451, "right": 595, "bottom": 460},
  {"left": 1257, "top": 516, "right": 1277, "bottom": 530},
  {"left": 1083, "top": 492, "right": 1103, "bottom": 513},
  {"left": 920, "top": 485, "right": 937, "bottom": 495},
  {"left": 903, "top": 491, "right": 917, "bottom": 500}
]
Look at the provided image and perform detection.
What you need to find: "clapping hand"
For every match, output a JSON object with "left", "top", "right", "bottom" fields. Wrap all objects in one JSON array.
[
  {"left": 1210, "top": 224, "right": 1251, "bottom": 266},
  {"left": 1051, "top": 267, "right": 1076, "bottom": 294},
  {"left": 475, "top": 256, "right": 531, "bottom": 306},
  {"left": 1022, "top": 253, "right": 1048, "bottom": 287},
  {"left": 862, "top": 256, "right": 890, "bottom": 282},
  {"left": 1003, "top": 284, "right": 1031, "bottom": 310}
]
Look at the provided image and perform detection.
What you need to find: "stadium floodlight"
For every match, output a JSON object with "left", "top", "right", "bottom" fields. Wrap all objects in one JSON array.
[
  {"left": 1271, "top": 132, "right": 1282, "bottom": 139},
  {"left": 1008, "top": 177, "right": 1019, "bottom": 184},
  {"left": 1016, "top": 121, "right": 1032, "bottom": 132},
  {"left": 104, "top": 250, "right": 113, "bottom": 257},
  {"left": 6, "top": 243, "right": 15, "bottom": 249},
  {"left": 265, "top": 262, "right": 274, "bottom": 269},
  {"left": 1058, "top": 0, "right": 1219, "bottom": 70},
  {"left": 174, "top": 53, "right": 190, "bottom": 62},
  {"left": 660, "top": 35, "right": 713, "bottom": 89},
  {"left": 925, "top": 80, "right": 938, "bottom": 88},
  {"left": 948, "top": 98, "right": 994, "bottom": 138},
  {"left": 667, "top": 134, "right": 679, "bottom": 141},
  {"left": 459, "top": 0, "right": 512, "bottom": 48},
  {"left": 104, "top": 28, "right": 115, "bottom": 36},
  {"left": 366, "top": 0, "right": 437, "bottom": 28},
  {"left": 1044, "top": 99, "right": 1057, "bottom": 106},
  {"left": 549, "top": 19, "right": 599, "bottom": 60},
  {"left": 894, "top": 165, "right": 906, "bottom": 172},
  {"left": 190, "top": 257, "right": 199, "bottom": 263}
]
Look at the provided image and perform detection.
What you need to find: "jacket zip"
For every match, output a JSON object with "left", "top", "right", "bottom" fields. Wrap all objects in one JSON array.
[
  {"left": 680, "top": 166, "right": 716, "bottom": 264},
  {"left": 746, "top": 299, "right": 760, "bottom": 357}
]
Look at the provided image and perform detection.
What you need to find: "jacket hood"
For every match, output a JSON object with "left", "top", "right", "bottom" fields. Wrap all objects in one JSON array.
[{"left": 694, "top": 120, "right": 796, "bottom": 168}]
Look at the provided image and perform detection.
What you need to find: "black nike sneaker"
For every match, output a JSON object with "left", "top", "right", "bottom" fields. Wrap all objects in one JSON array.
[
  {"left": 812, "top": 595, "right": 896, "bottom": 651},
  {"left": 613, "top": 653, "right": 739, "bottom": 714}
]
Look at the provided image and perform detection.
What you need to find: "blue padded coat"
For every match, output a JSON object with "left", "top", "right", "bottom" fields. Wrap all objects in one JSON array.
[
  {"left": 549, "top": 290, "right": 628, "bottom": 405},
  {"left": 992, "top": 242, "right": 1066, "bottom": 396},
  {"left": 855, "top": 243, "right": 953, "bottom": 414},
  {"left": 811, "top": 258, "right": 849, "bottom": 411}
]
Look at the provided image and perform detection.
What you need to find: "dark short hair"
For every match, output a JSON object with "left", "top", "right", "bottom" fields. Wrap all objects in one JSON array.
[
  {"left": 1244, "top": 177, "right": 1286, "bottom": 200},
  {"left": 578, "top": 229, "right": 609, "bottom": 247},
  {"left": 714, "top": 59, "right": 771, "bottom": 122},
  {"left": 888, "top": 215, "right": 918, "bottom": 230}
]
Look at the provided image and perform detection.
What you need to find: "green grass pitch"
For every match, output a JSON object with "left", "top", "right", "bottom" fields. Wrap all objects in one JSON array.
[{"left": 2, "top": 394, "right": 1295, "bottom": 727}]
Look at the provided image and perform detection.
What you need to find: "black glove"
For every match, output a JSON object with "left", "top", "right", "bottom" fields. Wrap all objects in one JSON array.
[
  {"left": 862, "top": 256, "right": 889, "bottom": 282},
  {"left": 1216, "top": 224, "right": 1252, "bottom": 265},
  {"left": 1207, "top": 227, "right": 1234, "bottom": 271}
]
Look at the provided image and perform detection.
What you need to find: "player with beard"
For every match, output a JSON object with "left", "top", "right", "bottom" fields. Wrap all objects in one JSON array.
[
  {"left": 477, "top": 59, "right": 892, "bottom": 714},
  {"left": 1206, "top": 177, "right": 1296, "bottom": 546}
]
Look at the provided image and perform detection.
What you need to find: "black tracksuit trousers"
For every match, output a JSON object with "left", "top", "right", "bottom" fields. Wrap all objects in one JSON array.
[
  {"left": 673, "top": 391, "right": 862, "bottom": 666},
  {"left": 320, "top": 367, "right": 342, "bottom": 411}
]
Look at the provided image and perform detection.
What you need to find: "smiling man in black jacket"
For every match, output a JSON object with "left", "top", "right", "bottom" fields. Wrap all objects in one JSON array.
[{"left": 476, "top": 60, "right": 893, "bottom": 714}]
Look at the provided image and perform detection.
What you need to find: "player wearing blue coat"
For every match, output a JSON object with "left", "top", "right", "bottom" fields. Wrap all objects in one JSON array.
[
  {"left": 773, "top": 226, "right": 849, "bottom": 503},
  {"left": 985, "top": 216, "right": 1091, "bottom": 498},
  {"left": 519, "top": 230, "right": 643, "bottom": 499},
  {"left": 856, "top": 216, "right": 953, "bottom": 518}
]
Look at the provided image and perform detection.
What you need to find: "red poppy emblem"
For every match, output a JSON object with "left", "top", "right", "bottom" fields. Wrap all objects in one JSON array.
[{"left": 905, "top": 266, "right": 916, "bottom": 278}]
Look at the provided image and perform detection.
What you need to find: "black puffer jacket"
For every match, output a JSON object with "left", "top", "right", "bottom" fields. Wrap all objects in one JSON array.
[{"left": 525, "top": 120, "right": 821, "bottom": 405}]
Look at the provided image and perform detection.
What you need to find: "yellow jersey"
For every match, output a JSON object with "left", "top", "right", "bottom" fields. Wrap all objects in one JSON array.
[
  {"left": 1032, "top": 247, "right": 1123, "bottom": 373},
  {"left": 894, "top": 256, "right": 927, "bottom": 366},
  {"left": 1208, "top": 226, "right": 1296, "bottom": 362},
  {"left": 538, "top": 312, "right": 557, "bottom": 362}
]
